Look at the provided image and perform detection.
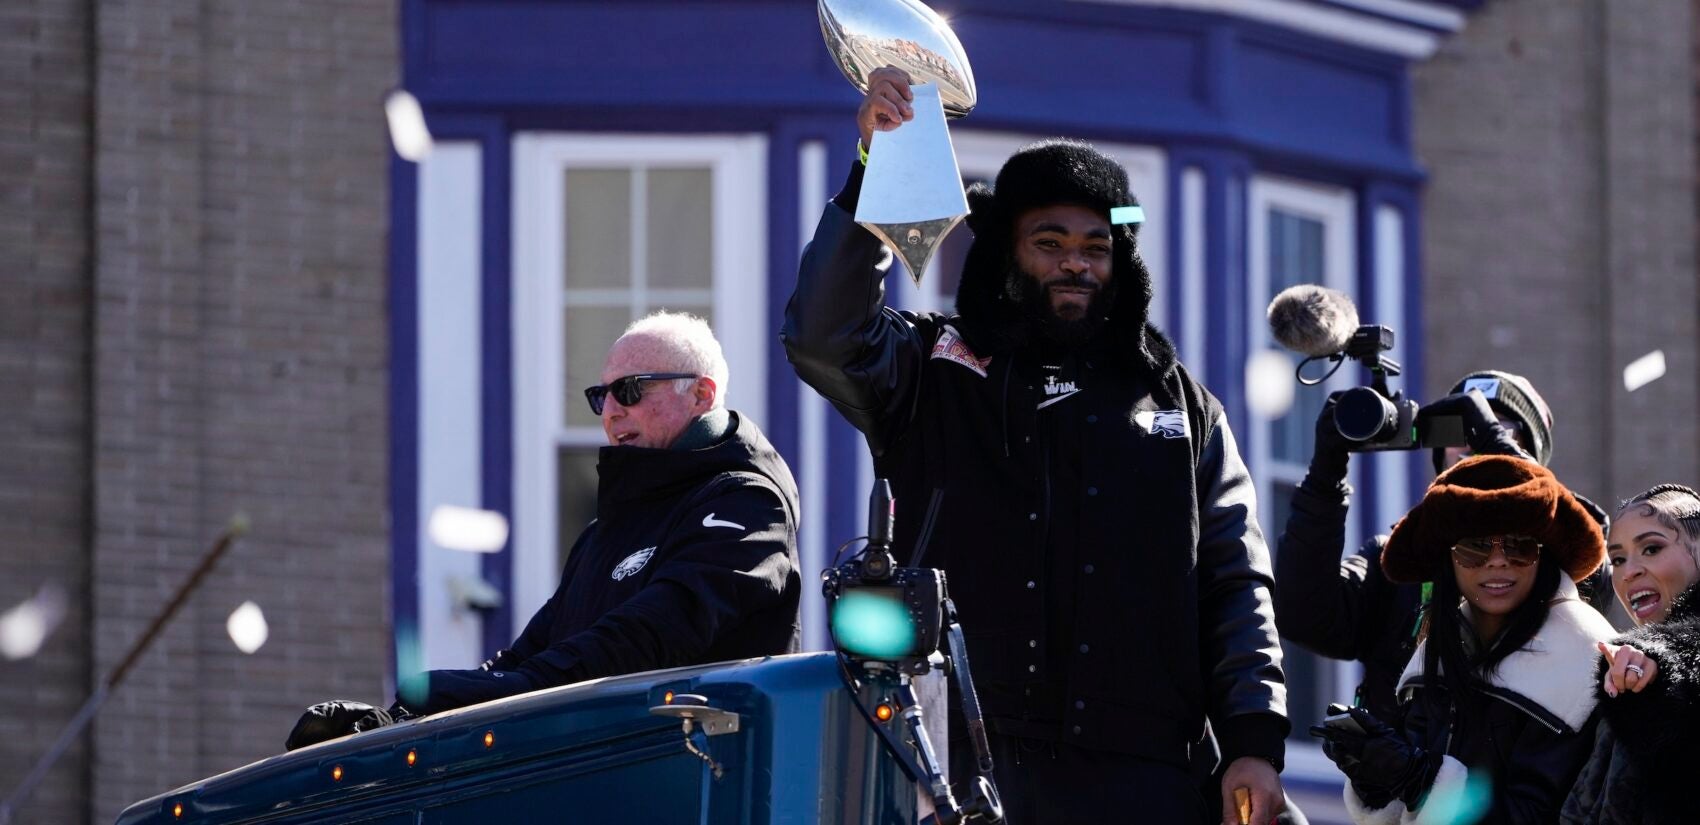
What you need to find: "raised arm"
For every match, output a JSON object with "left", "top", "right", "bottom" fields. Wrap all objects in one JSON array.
[{"left": 781, "top": 66, "right": 930, "bottom": 454}]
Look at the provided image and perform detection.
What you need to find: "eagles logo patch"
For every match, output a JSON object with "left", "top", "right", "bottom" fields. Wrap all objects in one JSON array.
[
  {"left": 930, "top": 325, "right": 992, "bottom": 378},
  {"left": 611, "top": 547, "right": 656, "bottom": 581},
  {"left": 1135, "top": 410, "right": 1189, "bottom": 439}
]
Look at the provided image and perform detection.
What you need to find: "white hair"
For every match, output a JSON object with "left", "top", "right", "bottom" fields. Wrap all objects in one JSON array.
[{"left": 619, "top": 310, "right": 730, "bottom": 409}]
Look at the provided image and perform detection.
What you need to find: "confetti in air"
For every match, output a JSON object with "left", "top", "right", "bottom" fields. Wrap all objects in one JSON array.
[
  {"left": 1623, "top": 350, "right": 1666, "bottom": 392},
  {"left": 1245, "top": 349, "right": 1297, "bottom": 419},
  {"left": 429, "top": 505, "right": 511, "bottom": 553},
  {"left": 0, "top": 584, "right": 67, "bottom": 661},
  {"left": 226, "top": 601, "right": 269, "bottom": 654},
  {"left": 384, "top": 90, "right": 434, "bottom": 162}
]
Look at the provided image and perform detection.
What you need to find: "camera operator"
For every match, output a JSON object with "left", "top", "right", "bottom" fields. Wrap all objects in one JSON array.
[{"left": 1273, "top": 369, "right": 1624, "bottom": 721}]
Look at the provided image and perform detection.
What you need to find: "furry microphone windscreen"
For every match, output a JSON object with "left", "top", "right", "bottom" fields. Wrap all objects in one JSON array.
[{"left": 1268, "top": 284, "right": 1360, "bottom": 358}]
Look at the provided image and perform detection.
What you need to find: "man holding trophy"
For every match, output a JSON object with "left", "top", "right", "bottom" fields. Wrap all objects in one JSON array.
[{"left": 785, "top": 6, "right": 1288, "bottom": 821}]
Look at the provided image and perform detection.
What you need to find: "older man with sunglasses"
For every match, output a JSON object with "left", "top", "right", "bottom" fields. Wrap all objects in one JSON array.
[{"left": 285, "top": 312, "right": 801, "bottom": 748}]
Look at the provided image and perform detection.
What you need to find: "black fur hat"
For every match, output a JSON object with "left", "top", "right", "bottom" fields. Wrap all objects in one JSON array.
[{"left": 954, "top": 139, "right": 1173, "bottom": 375}]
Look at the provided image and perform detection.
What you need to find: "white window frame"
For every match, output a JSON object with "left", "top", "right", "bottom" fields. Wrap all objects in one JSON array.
[
  {"left": 510, "top": 133, "right": 768, "bottom": 632},
  {"left": 896, "top": 130, "right": 1168, "bottom": 334},
  {"left": 1246, "top": 173, "right": 1364, "bottom": 781}
]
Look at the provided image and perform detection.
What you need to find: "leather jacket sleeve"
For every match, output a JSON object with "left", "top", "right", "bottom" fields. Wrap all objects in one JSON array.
[
  {"left": 1195, "top": 413, "right": 1289, "bottom": 768},
  {"left": 1273, "top": 483, "right": 1395, "bottom": 662},
  {"left": 781, "top": 166, "right": 927, "bottom": 455}
]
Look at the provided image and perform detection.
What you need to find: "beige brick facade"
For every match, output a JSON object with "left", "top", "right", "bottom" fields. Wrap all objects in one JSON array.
[
  {"left": 1414, "top": 0, "right": 1699, "bottom": 508},
  {"left": 3, "top": 2, "right": 396, "bottom": 821}
]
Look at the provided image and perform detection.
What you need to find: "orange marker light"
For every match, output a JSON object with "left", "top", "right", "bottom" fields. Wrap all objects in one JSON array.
[
  {"left": 331, "top": 764, "right": 343, "bottom": 782},
  {"left": 875, "top": 703, "right": 895, "bottom": 722},
  {"left": 483, "top": 730, "right": 495, "bottom": 748},
  {"left": 172, "top": 802, "right": 183, "bottom": 818},
  {"left": 406, "top": 749, "right": 417, "bottom": 767},
  {"left": 663, "top": 690, "right": 675, "bottom": 704}
]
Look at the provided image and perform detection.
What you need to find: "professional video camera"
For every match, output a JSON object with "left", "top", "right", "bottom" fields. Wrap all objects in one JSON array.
[
  {"left": 822, "top": 480, "right": 1003, "bottom": 825},
  {"left": 1267, "top": 285, "right": 1467, "bottom": 453}
]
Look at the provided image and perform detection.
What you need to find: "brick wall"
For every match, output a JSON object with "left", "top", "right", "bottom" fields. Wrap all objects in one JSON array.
[
  {"left": 1414, "top": 0, "right": 1699, "bottom": 507},
  {"left": 2, "top": 1, "right": 396, "bottom": 821},
  {"left": 88, "top": 1, "right": 396, "bottom": 819},
  {"left": 0, "top": 1, "right": 94, "bottom": 823}
]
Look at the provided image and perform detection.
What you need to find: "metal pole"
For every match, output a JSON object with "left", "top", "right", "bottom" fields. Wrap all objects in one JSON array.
[{"left": 0, "top": 517, "right": 247, "bottom": 825}]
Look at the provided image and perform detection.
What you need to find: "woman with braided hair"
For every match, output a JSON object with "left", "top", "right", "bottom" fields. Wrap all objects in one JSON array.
[{"left": 1562, "top": 484, "right": 1700, "bottom": 823}]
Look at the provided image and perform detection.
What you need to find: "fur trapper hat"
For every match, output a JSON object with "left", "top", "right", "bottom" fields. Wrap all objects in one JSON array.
[
  {"left": 1383, "top": 454, "right": 1604, "bottom": 584},
  {"left": 954, "top": 139, "right": 1174, "bottom": 375}
]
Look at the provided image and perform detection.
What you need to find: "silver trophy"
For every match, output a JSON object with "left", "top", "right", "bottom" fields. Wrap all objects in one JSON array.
[{"left": 820, "top": 0, "right": 976, "bottom": 285}]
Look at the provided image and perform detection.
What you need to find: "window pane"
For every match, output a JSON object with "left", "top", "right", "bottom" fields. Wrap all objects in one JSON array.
[
  {"left": 1282, "top": 639, "right": 1331, "bottom": 743},
  {"left": 563, "top": 306, "right": 633, "bottom": 428},
  {"left": 557, "top": 447, "right": 600, "bottom": 572},
  {"left": 646, "top": 168, "right": 714, "bottom": 289},
  {"left": 1267, "top": 209, "right": 1328, "bottom": 463},
  {"left": 565, "top": 169, "right": 632, "bottom": 290}
]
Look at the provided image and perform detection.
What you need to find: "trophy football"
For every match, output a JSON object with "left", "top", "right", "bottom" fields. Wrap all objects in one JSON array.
[{"left": 819, "top": 0, "right": 977, "bottom": 285}]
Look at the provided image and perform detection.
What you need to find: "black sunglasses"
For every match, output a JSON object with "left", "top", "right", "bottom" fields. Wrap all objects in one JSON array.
[{"left": 583, "top": 372, "right": 699, "bottom": 416}]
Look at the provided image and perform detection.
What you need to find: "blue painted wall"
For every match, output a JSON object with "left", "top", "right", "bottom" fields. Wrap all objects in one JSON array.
[{"left": 388, "top": 0, "right": 1439, "bottom": 711}]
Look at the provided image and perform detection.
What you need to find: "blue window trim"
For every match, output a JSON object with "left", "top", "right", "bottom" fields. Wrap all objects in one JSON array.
[{"left": 388, "top": 151, "right": 420, "bottom": 685}]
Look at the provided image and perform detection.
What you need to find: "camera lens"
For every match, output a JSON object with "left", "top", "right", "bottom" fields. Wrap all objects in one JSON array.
[{"left": 1334, "top": 387, "right": 1398, "bottom": 442}]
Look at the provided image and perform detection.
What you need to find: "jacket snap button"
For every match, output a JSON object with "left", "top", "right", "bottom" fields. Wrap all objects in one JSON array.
[
  {"left": 1026, "top": 580, "right": 1036, "bottom": 589},
  {"left": 1028, "top": 665, "right": 1037, "bottom": 673},
  {"left": 1072, "top": 725, "right": 1082, "bottom": 735},
  {"left": 1078, "top": 644, "right": 1090, "bottom": 654},
  {"left": 1029, "top": 639, "right": 1037, "bottom": 648},
  {"left": 1028, "top": 512, "right": 1037, "bottom": 521},
  {"left": 1086, "top": 486, "right": 1098, "bottom": 496},
  {"left": 1083, "top": 564, "right": 1094, "bottom": 574},
  {"left": 1075, "top": 700, "right": 1086, "bottom": 710},
  {"left": 1086, "top": 414, "right": 1097, "bottom": 424}
]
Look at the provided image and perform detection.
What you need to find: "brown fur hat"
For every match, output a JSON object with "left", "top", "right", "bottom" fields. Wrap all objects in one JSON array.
[{"left": 1383, "top": 454, "right": 1604, "bottom": 584}]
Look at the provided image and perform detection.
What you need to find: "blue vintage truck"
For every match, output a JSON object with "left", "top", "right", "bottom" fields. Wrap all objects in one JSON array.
[
  {"left": 115, "top": 483, "right": 1002, "bottom": 825},
  {"left": 115, "top": 652, "right": 944, "bottom": 824}
]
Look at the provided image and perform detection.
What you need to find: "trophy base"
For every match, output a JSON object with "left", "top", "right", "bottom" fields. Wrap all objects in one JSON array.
[{"left": 859, "top": 215, "right": 966, "bottom": 286}]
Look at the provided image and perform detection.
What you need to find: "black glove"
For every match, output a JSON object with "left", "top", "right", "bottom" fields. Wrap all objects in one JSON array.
[
  {"left": 1300, "top": 391, "right": 1353, "bottom": 494},
  {"left": 284, "top": 700, "right": 394, "bottom": 751},
  {"left": 1311, "top": 707, "right": 1441, "bottom": 809},
  {"left": 1417, "top": 388, "right": 1530, "bottom": 461}
]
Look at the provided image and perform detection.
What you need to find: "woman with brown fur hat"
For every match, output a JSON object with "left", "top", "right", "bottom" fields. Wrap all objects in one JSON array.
[{"left": 1312, "top": 455, "right": 1613, "bottom": 824}]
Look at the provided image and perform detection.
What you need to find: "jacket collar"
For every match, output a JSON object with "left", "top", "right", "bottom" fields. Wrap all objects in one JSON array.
[{"left": 1399, "top": 577, "right": 1615, "bottom": 732}]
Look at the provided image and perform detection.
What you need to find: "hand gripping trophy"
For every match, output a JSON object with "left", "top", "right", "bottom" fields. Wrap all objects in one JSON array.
[{"left": 819, "top": 0, "right": 976, "bottom": 285}]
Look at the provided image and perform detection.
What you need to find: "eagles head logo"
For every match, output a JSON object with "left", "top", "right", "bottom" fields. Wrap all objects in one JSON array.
[
  {"left": 611, "top": 547, "right": 656, "bottom": 581},
  {"left": 1134, "top": 410, "right": 1189, "bottom": 440}
]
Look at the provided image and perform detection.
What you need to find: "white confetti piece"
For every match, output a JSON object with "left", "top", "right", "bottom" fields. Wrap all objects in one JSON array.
[
  {"left": 1623, "top": 350, "right": 1666, "bottom": 392},
  {"left": 429, "top": 505, "right": 510, "bottom": 553},
  {"left": 0, "top": 584, "right": 67, "bottom": 661},
  {"left": 226, "top": 601, "right": 269, "bottom": 655},
  {"left": 384, "top": 90, "right": 433, "bottom": 162},
  {"left": 1246, "top": 349, "right": 1297, "bottom": 419}
]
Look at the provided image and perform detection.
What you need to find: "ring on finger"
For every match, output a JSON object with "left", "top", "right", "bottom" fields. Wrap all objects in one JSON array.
[{"left": 1626, "top": 663, "right": 1645, "bottom": 677}]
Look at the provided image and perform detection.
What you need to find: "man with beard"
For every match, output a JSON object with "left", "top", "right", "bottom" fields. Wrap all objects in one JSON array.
[{"left": 783, "top": 68, "right": 1287, "bottom": 825}]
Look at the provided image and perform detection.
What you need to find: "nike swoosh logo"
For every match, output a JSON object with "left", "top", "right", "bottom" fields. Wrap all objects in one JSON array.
[
  {"left": 702, "top": 513, "right": 746, "bottom": 530},
  {"left": 1036, "top": 390, "right": 1081, "bottom": 410}
]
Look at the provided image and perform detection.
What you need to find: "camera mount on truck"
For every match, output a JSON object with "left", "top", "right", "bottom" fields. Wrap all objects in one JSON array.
[{"left": 821, "top": 480, "right": 1003, "bottom": 825}]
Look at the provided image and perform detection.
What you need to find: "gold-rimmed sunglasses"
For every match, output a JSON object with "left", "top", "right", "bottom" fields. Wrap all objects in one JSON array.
[{"left": 1450, "top": 535, "right": 1542, "bottom": 568}]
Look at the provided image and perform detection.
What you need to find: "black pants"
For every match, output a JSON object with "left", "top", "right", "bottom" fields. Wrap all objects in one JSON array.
[{"left": 953, "top": 733, "right": 1208, "bottom": 824}]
